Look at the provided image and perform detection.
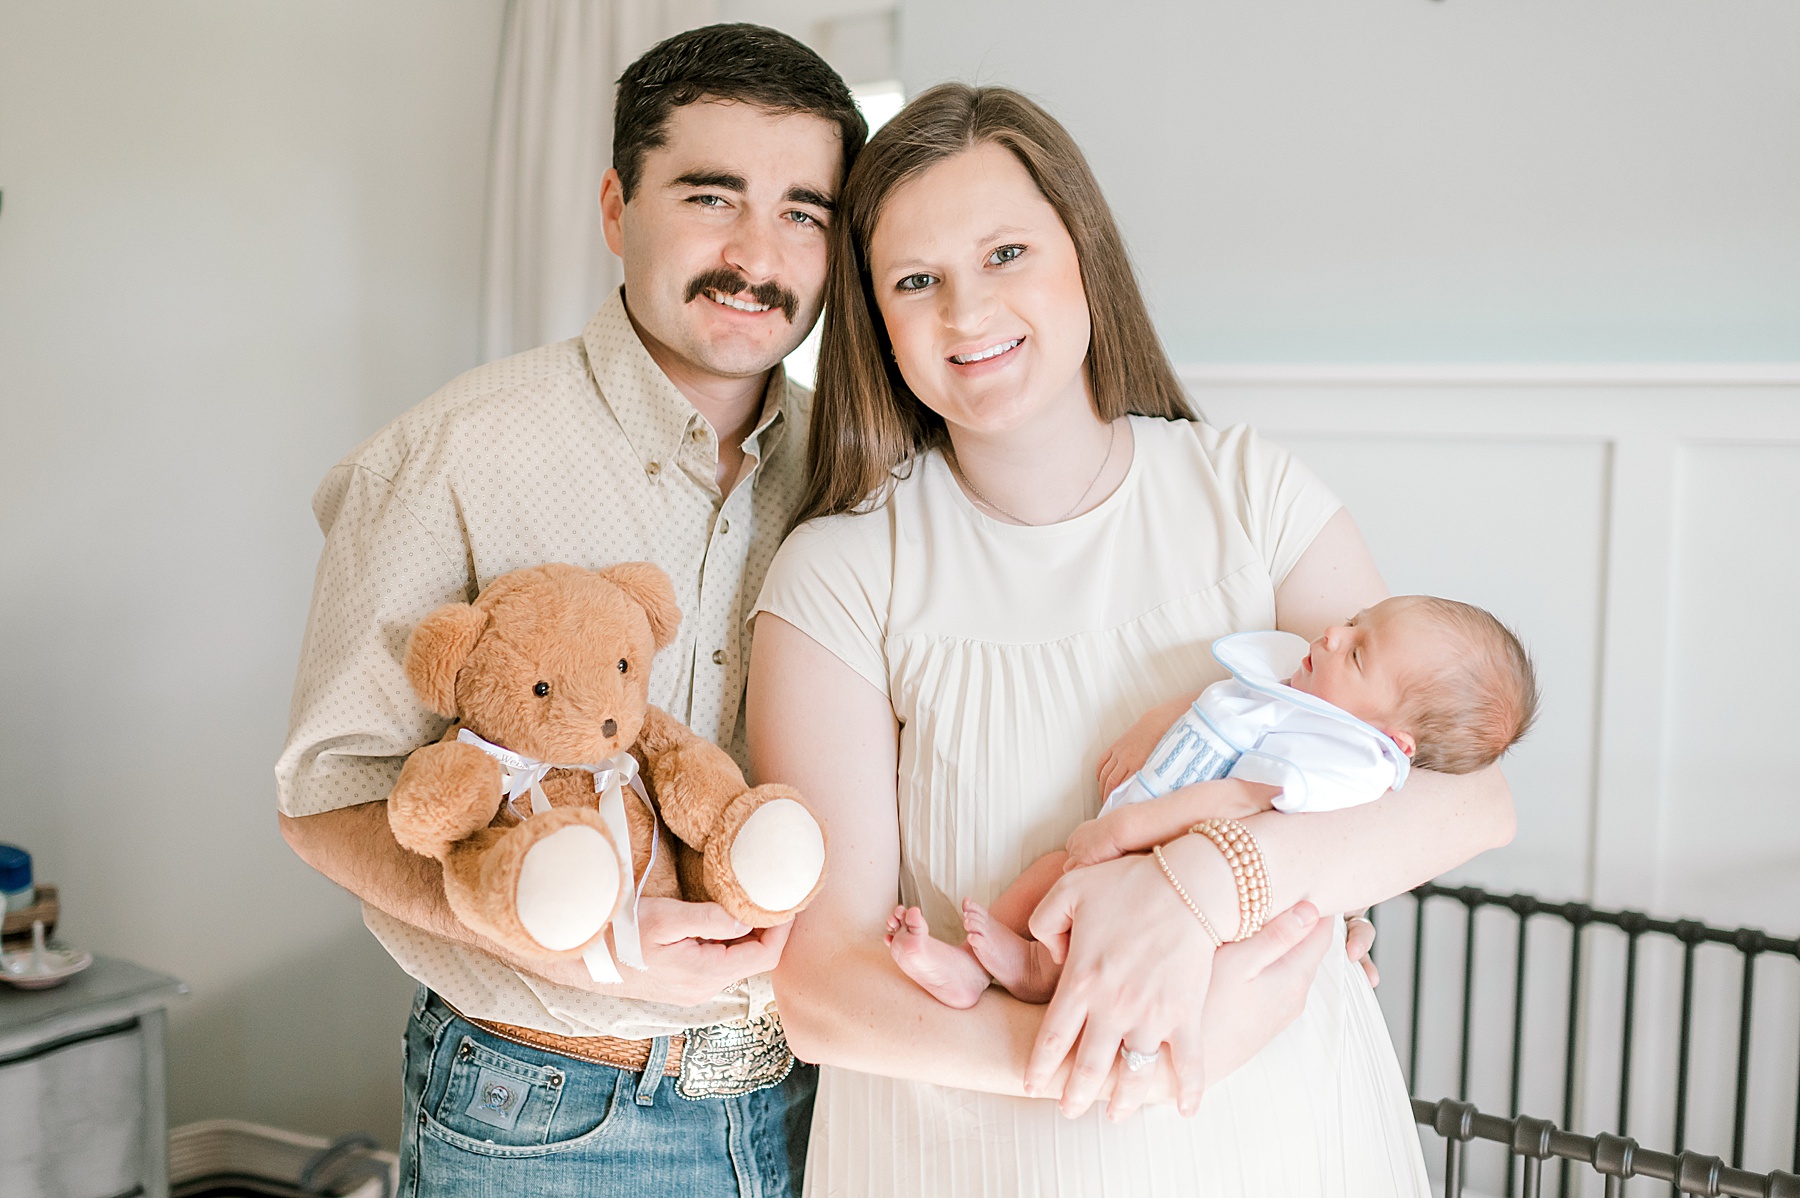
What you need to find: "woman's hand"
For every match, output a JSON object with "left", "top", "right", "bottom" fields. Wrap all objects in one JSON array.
[
  {"left": 1346, "top": 912, "right": 1379, "bottom": 987},
  {"left": 1023, "top": 852, "right": 1218, "bottom": 1118},
  {"left": 1192, "top": 901, "right": 1333, "bottom": 1087},
  {"left": 1025, "top": 852, "right": 1335, "bottom": 1121}
]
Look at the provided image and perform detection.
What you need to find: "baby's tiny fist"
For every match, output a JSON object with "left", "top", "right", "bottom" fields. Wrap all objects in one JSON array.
[{"left": 1065, "top": 818, "right": 1122, "bottom": 869}]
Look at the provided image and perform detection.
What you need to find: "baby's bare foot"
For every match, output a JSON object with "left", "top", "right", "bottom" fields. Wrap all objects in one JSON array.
[
  {"left": 963, "top": 898, "right": 1062, "bottom": 1004},
  {"left": 885, "top": 906, "right": 991, "bottom": 1009}
]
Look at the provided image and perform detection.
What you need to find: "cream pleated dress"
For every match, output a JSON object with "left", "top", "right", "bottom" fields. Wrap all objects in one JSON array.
[{"left": 754, "top": 417, "right": 1430, "bottom": 1197}]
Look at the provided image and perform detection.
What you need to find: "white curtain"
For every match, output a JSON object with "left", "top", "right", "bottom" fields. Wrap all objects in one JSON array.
[{"left": 480, "top": 0, "right": 719, "bottom": 362}]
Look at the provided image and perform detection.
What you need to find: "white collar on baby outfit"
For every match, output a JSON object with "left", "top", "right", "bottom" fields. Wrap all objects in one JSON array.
[{"left": 1210, "top": 631, "right": 1412, "bottom": 789}]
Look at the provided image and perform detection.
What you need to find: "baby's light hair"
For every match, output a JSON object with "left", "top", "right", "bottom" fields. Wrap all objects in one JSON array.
[{"left": 1398, "top": 597, "right": 1539, "bottom": 775}]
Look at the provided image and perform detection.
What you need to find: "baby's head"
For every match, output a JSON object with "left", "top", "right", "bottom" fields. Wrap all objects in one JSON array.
[{"left": 1286, "top": 595, "right": 1539, "bottom": 773}]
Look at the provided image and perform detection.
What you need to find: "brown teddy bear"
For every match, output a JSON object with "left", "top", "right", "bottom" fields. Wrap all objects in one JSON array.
[{"left": 386, "top": 561, "right": 826, "bottom": 981}]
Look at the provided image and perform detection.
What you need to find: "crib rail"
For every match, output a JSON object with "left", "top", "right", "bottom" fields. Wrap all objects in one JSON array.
[
  {"left": 1413, "top": 1097, "right": 1800, "bottom": 1198},
  {"left": 1381, "top": 882, "right": 1800, "bottom": 1196}
]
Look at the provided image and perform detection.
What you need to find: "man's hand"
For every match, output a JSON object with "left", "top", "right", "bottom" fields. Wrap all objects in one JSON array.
[
  {"left": 281, "top": 805, "right": 794, "bottom": 1007},
  {"left": 506, "top": 899, "right": 792, "bottom": 1007}
]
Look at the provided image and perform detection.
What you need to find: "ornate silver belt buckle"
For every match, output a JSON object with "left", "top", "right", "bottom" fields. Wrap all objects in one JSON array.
[{"left": 675, "top": 1012, "right": 796, "bottom": 1099}]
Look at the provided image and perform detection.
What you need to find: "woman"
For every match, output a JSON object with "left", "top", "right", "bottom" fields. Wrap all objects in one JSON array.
[{"left": 747, "top": 84, "right": 1513, "bottom": 1195}]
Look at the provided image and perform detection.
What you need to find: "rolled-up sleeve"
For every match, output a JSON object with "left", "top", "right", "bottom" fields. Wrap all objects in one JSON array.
[{"left": 275, "top": 461, "right": 466, "bottom": 817}]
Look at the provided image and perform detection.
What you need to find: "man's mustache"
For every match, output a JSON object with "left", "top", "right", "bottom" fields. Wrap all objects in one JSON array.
[{"left": 684, "top": 269, "right": 799, "bottom": 323}]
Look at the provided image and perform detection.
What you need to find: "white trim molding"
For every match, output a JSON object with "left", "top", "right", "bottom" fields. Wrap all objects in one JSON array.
[{"left": 1179, "top": 362, "right": 1800, "bottom": 388}]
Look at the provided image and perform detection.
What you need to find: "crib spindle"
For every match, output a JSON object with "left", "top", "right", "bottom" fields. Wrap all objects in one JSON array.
[
  {"left": 1460, "top": 898, "right": 1479, "bottom": 1101},
  {"left": 1561, "top": 905, "right": 1591, "bottom": 1198},
  {"left": 1617, "top": 913, "right": 1647, "bottom": 1139},
  {"left": 1731, "top": 930, "right": 1765, "bottom": 1169}
]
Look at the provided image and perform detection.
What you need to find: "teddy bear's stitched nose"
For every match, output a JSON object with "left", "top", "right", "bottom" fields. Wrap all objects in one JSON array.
[{"left": 602, "top": 719, "right": 618, "bottom": 737}]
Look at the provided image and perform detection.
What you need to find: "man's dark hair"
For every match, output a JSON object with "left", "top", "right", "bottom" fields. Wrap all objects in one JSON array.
[{"left": 614, "top": 24, "right": 867, "bottom": 200}]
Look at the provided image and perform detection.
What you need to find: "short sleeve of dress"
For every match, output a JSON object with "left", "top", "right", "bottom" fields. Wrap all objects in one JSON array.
[
  {"left": 1192, "top": 422, "right": 1343, "bottom": 590},
  {"left": 751, "top": 509, "right": 894, "bottom": 695}
]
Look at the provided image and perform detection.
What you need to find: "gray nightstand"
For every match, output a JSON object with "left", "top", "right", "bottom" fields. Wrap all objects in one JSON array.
[{"left": 0, "top": 956, "right": 186, "bottom": 1198}]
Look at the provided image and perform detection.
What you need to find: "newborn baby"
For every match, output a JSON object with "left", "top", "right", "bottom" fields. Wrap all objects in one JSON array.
[{"left": 888, "top": 594, "right": 1539, "bottom": 1008}]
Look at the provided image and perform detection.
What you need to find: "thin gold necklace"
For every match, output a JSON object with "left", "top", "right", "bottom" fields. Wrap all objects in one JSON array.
[{"left": 949, "top": 420, "right": 1119, "bottom": 527}]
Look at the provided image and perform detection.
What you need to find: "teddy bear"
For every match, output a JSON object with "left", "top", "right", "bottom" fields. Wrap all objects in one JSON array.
[{"left": 386, "top": 560, "right": 826, "bottom": 980}]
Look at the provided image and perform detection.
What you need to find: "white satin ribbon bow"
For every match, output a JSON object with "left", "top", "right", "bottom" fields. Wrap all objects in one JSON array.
[{"left": 455, "top": 728, "right": 659, "bottom": 983}]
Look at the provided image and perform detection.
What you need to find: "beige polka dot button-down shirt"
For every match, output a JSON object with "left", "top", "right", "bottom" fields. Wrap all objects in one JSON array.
[{"left": 276, "top": 290, "right": 811, "bottom": 1037}]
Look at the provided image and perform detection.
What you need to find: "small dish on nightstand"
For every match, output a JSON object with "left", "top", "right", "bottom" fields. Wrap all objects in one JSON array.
[{"left": 1, "top": 920, "right": 93, "bottom": 990}]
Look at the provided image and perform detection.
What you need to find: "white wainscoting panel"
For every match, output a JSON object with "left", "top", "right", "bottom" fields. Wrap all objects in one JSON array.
[{"left": 1662, "top": 444, "right": 1800, "bottom": 927}]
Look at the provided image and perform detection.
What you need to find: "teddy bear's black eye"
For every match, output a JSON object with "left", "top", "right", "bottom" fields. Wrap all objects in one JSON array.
[
  {"left": 617, "top": 659, "right": 629, "bottom": 674},
  {"left": 533, "top": 681, "right": 550, "bottom": 697}
]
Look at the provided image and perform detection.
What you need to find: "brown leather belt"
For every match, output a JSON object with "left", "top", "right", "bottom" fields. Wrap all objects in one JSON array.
[{"left": 456, "top": 1009, "right": 685, "bottom": 1076}]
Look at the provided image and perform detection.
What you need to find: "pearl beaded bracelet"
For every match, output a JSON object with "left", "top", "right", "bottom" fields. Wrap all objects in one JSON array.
[{"left": 1189, "top": 818, "right": 1272, "bottom": 942}]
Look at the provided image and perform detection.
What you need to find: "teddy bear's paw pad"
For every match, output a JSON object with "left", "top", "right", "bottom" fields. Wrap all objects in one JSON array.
[
  {"left": 516, "top": 826, "right": 621, "bottom": 952},
  {"left": 730, "top": 798, "right": 826, "bottom": 913}
]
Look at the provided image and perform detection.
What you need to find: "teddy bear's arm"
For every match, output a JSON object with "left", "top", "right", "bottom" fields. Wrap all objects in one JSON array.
[
  {"left": 635, "top": 705, "right": 827, "bottom": 926},
  {"left": 389, "top": 739, "right": 506, "bottom": 860},
  {"left": 634, "top": 705, "right": 752, "bottom": 848}
]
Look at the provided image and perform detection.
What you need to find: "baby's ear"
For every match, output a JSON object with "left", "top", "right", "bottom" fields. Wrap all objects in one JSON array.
[
  {"left": 1383, "top": 727, "right": 1417, "bottom": 759},
  {"left": 601, "top": 562, "right": 681, "bottom": 650},
  {"left": 404, "top": 603, "right": 488, "bottom": 715}
]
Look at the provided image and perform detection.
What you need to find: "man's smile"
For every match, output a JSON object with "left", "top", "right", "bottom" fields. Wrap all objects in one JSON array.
[
  {"left": 682, "top": 267, "right": 799, "bottom": 323},
  {"left": 706, "top": 290, "right": 775, "bottom": 314}
]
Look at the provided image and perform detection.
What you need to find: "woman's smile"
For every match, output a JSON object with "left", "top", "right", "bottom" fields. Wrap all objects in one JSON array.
[
  {"left": 947, "top": 336, "right": 1026, "bottom": 375},
  {"left": 949, "top": 336, "right": 1022, "bottom": 364}
]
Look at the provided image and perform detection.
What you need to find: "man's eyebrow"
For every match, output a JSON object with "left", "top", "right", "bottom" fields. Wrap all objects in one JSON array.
[
  {"left": 670, "top": 170, "right": 747, "bottom": 192},
  {"left": 785, "top": 185, "right": 837, "bottom": 212}
]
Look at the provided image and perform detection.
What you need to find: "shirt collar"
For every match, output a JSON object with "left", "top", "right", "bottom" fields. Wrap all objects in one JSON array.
[{"left": 583, "top": 288, "right": 795, "bottom": 478}]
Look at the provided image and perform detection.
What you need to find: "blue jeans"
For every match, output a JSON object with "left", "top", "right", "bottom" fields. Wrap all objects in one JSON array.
[{"left": 398, "top": 989, "right": 817, "bottom": 1198}]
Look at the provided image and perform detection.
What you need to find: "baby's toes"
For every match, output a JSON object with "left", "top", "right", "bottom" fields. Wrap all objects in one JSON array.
[{"left": 963, "top": 901, "right": 999, "bottom": 947}]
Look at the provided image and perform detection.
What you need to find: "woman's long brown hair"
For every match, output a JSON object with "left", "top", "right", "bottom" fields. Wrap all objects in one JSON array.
[{"left": 793, "top": 83, "right": 1195, "bottom": 528}]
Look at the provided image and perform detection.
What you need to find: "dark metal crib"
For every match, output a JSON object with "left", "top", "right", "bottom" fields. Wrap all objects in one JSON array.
[{"left": 1375, "top": 882, "right": 1800, "bottom": 1197}]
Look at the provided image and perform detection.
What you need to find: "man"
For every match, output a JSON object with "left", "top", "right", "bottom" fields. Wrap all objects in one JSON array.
[{"left": 277, "top": 25, "right": 862, "bottom": 1196}]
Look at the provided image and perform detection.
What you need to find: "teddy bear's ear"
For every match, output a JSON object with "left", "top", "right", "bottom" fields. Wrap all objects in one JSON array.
[
  {"left": 403, "top": 602, "right": 488, "bottom": 716},
  {"left": 600, "top": 561, "right": 682, "bottom": 650}
]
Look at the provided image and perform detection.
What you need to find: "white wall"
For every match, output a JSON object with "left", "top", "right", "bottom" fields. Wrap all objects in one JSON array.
[
  {"left": 0, "top": 0, "right": 505, "bottom": 1144},
  {"left": 899, "top": 0, "right": 1800, "bottom": 364}
]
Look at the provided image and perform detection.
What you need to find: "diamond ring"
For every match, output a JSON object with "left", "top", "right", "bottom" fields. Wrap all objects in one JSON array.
[{"left": 1119, "top": 1045, "right": 1159, "bottom": 1073}]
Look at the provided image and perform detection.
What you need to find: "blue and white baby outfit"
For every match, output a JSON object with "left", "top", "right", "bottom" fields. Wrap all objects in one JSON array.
[{"left": 1102, "top": 630, "right": 1411, "bottom": 816}]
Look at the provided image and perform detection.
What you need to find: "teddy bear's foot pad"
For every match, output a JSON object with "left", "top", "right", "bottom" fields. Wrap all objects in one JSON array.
[
  {"left": 730, "top": 798, "right": 825, "bottom": 913},
  {"left": 516, "top": 826, "right": 621, "bottom": 952}
]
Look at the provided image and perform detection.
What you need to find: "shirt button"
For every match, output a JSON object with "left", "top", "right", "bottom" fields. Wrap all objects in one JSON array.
[
  {"left": 646, "top": 461, "right": 661, "bottom": 477},
  {"left": 690, "top": 427, "right": 705, "bottom": 442},
  {"left": 718, "top": 518, "right": 730, "bottom": 535},
  {"left": 712, "top": 649, "right": 728, "bottom": 665}
]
